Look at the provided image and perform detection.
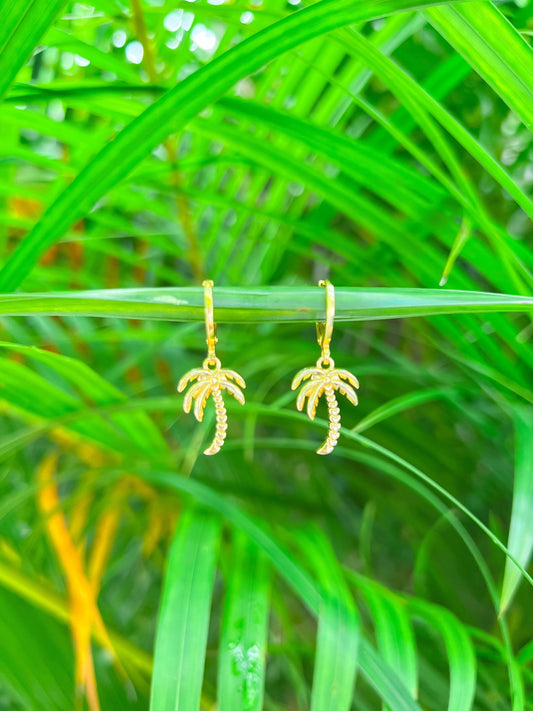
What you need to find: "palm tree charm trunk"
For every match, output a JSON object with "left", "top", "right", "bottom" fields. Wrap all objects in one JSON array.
[
  {"left": 317, "top": 385, "right": 341, "bottom": 455},
  {"left": 204, "top": 385, "right": 228, "bottom": 455}
]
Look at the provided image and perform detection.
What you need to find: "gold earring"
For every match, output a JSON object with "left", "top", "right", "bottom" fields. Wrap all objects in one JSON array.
[
  {"left": 177, "top": 280, "right": 246, "bottom": 455},
  {"left": 291, "top": 280, "right": 359, "bottom": 455}
]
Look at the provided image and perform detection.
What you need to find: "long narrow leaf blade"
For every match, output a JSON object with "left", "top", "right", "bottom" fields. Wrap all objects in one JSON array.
[
  {"left": 358, "top": 641, "right": 423, "bottom": 711},
  {"left": 296, "top": 528, "right": 359, "bottom": 711},
  {"left": 218, "top": 530, "right": 270, "bottom": 711},
  {"left": 408, "top": 600, "right": 476, "bottom": 711},
  {"left": 0, "top": 0, "right": 68, "bottom": 99},
  {"left": 150, "top": 509, "right": 220, "bottom": 711},
  {"left": 356, "top": 577, "right": 418, "bottom": 700},
  {"left": 312, "top": 594, "right": 359, "bottom": 711},
  {"left": 500, "top": 407, "right": 533, "bottom": 615},
  {"left": 425, "top": 3, "right": 533, "bottom": 130},
  {"left": 0, "top": 287, "right": 531, "bottom": 322}
]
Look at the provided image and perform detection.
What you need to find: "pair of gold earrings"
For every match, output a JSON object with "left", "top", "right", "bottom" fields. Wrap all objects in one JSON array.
[{"left": 177, "top": 280, "right": 359, "bottom": 456}]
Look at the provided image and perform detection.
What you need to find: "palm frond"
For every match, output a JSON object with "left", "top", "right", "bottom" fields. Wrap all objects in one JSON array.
[
  {"left": 221, "top": 379, "right": 246, "bottom": 405},
  {"left": 335, "top": 380, "right": 359, "bottom": 407}
]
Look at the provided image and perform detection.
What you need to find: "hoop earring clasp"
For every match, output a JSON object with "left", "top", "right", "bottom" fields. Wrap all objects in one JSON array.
[
  {"left": 316, "top": 279, "right": 335, "bottom": 366},
  {"left": 203, "top": 279, "right": 218, "bottom": 365}
]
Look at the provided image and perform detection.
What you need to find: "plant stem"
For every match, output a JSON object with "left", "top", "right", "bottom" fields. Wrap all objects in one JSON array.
[{"left": 130, "top": 0, "right": 205, "bottom": 282}]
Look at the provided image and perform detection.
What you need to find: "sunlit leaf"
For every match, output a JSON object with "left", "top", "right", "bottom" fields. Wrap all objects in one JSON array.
[
  {"left": 218, "top": 530, "right": 270, "bottom": 711},
  {"left": 150, "top": 508, "right": 220, "bottom": 711},
  {"left": 500, "top": 407, "right": 533, "bottom": 615}
]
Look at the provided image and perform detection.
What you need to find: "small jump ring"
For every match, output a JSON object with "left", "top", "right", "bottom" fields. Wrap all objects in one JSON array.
[
  {"left": 316, "top": 356, "right": 335, "bottom": 369},
  {"left": 203, "top": 356, "right": 221, "bottom": 370}
]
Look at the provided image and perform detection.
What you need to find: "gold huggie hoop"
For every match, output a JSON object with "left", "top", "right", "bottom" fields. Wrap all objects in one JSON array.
[
  {"left": 291, "top": 280, "right": 360, "bottom": 455},
  {"left": 316, "top": 279, "right": 335, "bottom": 367},
  {"left": 177, "top": 280, "right": 246, "bottom": 455},
  {"left": 203, "top": 279, "right": 219, "bottom": 368}
]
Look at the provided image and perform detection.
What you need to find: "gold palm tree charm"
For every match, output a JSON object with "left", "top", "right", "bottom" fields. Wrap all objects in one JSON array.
[
  {"left": 178, "top": 281, "right": 246, "bottom": 455},
  {"left": 292, "top": 359, "right": 359, "bottom": 454},
  {"left": 178, "top": 358, "right": 245, "bottom": 455},
  {"left": 291, "top": 280, "right": 359, "bottom": 455}
]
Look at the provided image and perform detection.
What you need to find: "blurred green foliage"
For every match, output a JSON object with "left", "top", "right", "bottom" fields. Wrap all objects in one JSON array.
[{"left": 0, "top": 0, "right": 532, "bottom": 709}]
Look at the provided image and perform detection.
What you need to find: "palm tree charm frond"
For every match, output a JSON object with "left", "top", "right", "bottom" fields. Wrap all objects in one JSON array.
[
  {"left": 291, "top": 357, "right": 359, "bottom": 455},
  {"left": 178, "top": 357, "right": 246, "bottom": 455}
]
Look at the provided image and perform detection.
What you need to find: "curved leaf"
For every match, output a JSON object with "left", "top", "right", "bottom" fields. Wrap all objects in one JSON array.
[
  {"left": 408, "top": 599, "right": 476, "bottom": 711},
  {"left": 500, "top": 407, "right": 533, "bottom": 615},
  {"left": 356, "top": 576, "right": 418, "bottom": 700},
  {"left": 0, "top": 0, "right": 68, "bottom": 100},
  {"left": 0, "top": 0, "right": 457, "bottom": 292},
  {"left": 426, "top": 3, "right": 533, "bottom": 130}
]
